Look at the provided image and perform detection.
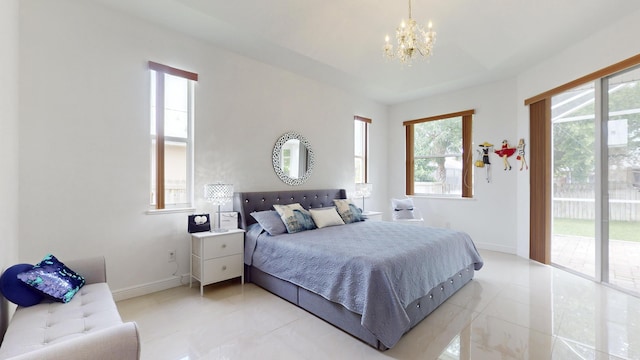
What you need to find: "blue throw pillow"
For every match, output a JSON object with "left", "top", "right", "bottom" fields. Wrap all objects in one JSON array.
[
  {"left": 333, "top": 199, "right": 364, "bottom": 224},
  {"left": 0, "top": 263, "right": 44, "bottom": 307},
  {"left": 250, "top": 210, "right": 287, "bottom": 235},
  {"left": 17, "top": 254, "right": 86, "bottom": 303},
  {"left": 348, "top": 203, "right": 365, "bottom": 222}
]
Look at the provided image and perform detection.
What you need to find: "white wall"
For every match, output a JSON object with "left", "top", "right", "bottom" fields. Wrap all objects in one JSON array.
[
  {"left": 0, "top": 0, "right": 20, "bottom": 334},
  {"left": 388, "top": 79, "right": 520, "bottom": 253},
  {"left": 18, "top": 0, "right": 387, "bottom": 299}
]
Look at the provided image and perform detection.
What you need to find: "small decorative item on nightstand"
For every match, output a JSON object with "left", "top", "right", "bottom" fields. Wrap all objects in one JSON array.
[
  {"left": 190, "top": 229, "right": 245, "bottom": 296},
  {"left": 187, "top": 214, "right": 211, "bottom": 233},
  {"left": 217, "top": 211, "right": 238, "bottom": 230}
]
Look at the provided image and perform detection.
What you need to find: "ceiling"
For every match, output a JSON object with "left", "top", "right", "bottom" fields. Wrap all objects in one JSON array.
[{"left": 90, "top": 0, "right": 640, "bottom": 105}]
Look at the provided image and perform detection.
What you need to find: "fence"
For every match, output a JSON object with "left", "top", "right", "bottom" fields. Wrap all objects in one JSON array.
[
  {"left": 414, "top": 182, "right": 462, "bottom": 196},
  {"left": 553, "top": 183, "right": 640, "bottom": 221}
]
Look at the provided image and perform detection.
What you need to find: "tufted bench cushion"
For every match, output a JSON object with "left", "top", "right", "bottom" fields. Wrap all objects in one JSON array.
[{"left": 0, "top": 257, "right": 140, "bottom": 360}]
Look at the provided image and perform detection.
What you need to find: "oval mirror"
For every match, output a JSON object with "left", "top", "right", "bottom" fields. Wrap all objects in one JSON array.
[{"left": 272, "top": 132, "right": 315, "bottom": 186}]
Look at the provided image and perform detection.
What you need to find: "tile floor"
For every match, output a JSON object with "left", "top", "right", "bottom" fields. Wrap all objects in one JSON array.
[{"left": 116, "top": 250, "right": 640, "bottom": 359}]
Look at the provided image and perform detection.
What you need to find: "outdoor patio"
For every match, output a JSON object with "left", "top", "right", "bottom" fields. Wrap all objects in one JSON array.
[{"left": 552, "top": 235, "right": 640, "bottom": 294}]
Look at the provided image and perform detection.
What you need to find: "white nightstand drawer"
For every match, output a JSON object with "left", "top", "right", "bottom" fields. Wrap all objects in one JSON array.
[
  {"left": 191, "top": 231, "right": 243, "bottom": 258},
  {"left": 202, "top": 254, "right": 243, "bottom": 283},
  {"left": 201, "top": 234, "right": 242, "bottom": 258}
]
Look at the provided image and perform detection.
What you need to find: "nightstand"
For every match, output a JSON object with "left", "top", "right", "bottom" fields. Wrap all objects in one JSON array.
[
  {"left": 362, "top": 211, "right": 383, "bottom": 221},
  {"left": 190, "top": 229, "right": 245, "bottom": 296}
]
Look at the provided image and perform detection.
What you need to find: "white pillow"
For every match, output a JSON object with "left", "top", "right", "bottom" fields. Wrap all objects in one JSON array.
[
  {"left": 392, "top": 198, "right": 415, "bottom": 220},
  {"left": 309, "top": 207, "right": 345, "bottom": 228}
]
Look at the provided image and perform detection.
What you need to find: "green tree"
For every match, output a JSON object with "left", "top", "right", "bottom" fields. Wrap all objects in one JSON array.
[
  {"left": 552, "top": 79, "right": 640, "bottom": 185},
  {"left": 553, "top": 119, "right": 595, "bottom": 184},
  {"left": 414, "top": 118, "right": 462, "bottom": 182},
  {"left": 607, "top": 82, "right": 640, "bottom": 169},
  {"left": 552, "top": 86, "right": 596, "bottom": 184}
]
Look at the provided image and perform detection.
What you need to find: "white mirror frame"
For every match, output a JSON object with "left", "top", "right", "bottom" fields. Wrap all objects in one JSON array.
[{"left": 272, "top": 132, "right": 315, "bottom": 186}]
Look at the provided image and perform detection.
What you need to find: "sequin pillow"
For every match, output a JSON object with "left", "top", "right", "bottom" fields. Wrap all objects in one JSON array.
[
  {"left": 17, "top": 254, "right": 86, "bottom": 303},
  {"left": 332, "top": 199, "right": 364, "bottom": 224},
  {"left": 273, "top": 203, "right": 317, "bottom": 233}
]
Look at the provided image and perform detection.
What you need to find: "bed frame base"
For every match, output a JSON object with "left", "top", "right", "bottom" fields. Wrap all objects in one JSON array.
[{"left": 246, "top": 263, "right": 475, "bottom": 350}]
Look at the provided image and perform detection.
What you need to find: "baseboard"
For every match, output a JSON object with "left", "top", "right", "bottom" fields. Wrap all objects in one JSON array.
[
  {"left": 111, "top": 273, "right": 190, "bottom": 301},
  {"left": 474, "top": 241, "right": 516, "bottom": 254}
]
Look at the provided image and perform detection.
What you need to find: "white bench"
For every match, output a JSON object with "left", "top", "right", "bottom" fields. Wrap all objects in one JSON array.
[{"left": 0, "top": 257, "right": 140, "bottom": 360}]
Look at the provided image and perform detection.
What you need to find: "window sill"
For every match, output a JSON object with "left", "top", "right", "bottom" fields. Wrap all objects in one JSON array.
[
  {"left": 146, "top": 207, "right": 196, "bottom": 215},
  {"left": 409, "top": 195, "right": 476, "bottom": 201}
]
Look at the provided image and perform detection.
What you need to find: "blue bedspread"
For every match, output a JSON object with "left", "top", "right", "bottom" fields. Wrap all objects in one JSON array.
[{"left": 246, "top": 221, "right": 483, "bottom": 348}]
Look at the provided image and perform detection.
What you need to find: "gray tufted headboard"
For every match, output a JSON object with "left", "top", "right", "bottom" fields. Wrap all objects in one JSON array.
[{"left": 233, "top": 189, "right": 347, "bottom": 230}]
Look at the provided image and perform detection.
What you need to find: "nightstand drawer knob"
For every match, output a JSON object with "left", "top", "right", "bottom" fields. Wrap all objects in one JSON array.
[
  {"left": 222, "top": 265, "right": 227, "bottom": 271},
  {"left": 221, "top": 244, "right": 227, "bottom": 248}
]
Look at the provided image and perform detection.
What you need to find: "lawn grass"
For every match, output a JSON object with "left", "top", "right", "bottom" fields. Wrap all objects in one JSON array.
[{"left": 553, "top": 218, "right": 640, "bottom": 242}]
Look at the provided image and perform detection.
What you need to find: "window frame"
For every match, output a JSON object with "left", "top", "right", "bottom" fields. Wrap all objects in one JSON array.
[
  {"left": 149, "top": 61, "right": 198, "bottom": 210},
  {"left": 354, "top": 116, "right": 371, "bottom": 184},
  {"left": 404, "top": 109, "right": 474, "bottom": 198}
]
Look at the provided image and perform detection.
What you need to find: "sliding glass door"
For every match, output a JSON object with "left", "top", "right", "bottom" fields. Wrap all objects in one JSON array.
[
  {"left": 551, "top": 82, "right": 596, "bottom": 278},
  {"left": 551, "top": 65, "right": 640, "bottom": 294},
  {"left": 604, "top": 67, "right": 640, "bottom": 293}
]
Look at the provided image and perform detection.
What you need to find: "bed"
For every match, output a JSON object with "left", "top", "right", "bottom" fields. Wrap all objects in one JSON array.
[{"left": 233, "top": 189, "right": 483, "bottom": 350}]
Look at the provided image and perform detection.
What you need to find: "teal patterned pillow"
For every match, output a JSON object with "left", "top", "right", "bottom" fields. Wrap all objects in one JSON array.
[
  {"left": 273, "top": 203, "right": 317, "bottom": 233},
  {"left": 333, "top": 199, "right": 364, "bottom": 224},
  {"left": 17, "top": 254, "right": 85, "bottom": 303}
]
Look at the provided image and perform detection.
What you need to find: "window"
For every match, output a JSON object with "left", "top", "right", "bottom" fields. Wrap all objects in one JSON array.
[
  {"left": 404, "top": 110, "right": 473, "bottom": 197},
  {"left": 354, "top": 116, "right": 371, "bottom": 183},
  {"left": 149, "top": 61, "right": 198, "bottom": 209}
]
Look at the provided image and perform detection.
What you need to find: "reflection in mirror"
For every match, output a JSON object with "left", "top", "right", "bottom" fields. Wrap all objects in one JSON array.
[
  {"left": 273, "top": 132, "right": 314, "bottom": 186},
  {"left": 282, "top": 139, "right": 308, "bottom": 179}
]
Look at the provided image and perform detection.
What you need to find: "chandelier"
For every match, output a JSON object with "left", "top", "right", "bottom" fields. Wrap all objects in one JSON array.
[{"left": 383, "top": 0, "right": 437, "bottom": 64}]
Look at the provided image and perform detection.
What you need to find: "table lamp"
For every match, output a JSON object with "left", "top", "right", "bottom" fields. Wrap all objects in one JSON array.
[
  {"left": 354, "top": 183, "right": 372, "bottom": 212},
  {"left": 204, "top": 183, "right": 234, "bottom": 232}
]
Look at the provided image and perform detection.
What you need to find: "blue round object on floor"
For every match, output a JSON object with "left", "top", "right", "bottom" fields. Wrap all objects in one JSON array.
[{"left": 0, "top": 263, "right": 44, "bottom": 307}]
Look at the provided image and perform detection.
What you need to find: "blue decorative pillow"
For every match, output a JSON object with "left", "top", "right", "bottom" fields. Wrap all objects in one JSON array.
[
  {"left": 17, "top": 254, "right": 86, "bottom": 303},
  {"left": 250, "top": 210, "right": 287, "bottom": 235},
  {"left": 0, "top": 263, "right": 44, "bottom": 307},
  {"left": 273, "top": 203, "right": 317, "bottom": 233},
  {"left": 333, "top": 199, "right": 364, "bottom": 224}
]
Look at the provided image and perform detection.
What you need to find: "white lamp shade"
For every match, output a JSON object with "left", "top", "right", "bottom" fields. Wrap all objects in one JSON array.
[
  {"left": 355, "top": 183, "right": 373, "bottom": 198},
  {"left": 204, "top": 183, "right": 233, "bottom": 206}
]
